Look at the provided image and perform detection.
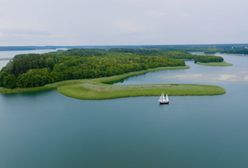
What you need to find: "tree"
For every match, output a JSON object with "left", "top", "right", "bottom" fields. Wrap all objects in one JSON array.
[{"left": 16, "top": 68, "right": 54, "bottom": 88}]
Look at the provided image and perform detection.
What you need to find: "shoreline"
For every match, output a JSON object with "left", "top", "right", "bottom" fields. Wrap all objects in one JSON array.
[
  {"left": 0, "top": 65, "right": 226, "bottom": 100},
  {"left": 196, "top": 61, "right": 233, "bottom": 67},
  {"left": 58, "top": 83, "right": 225, "bottom": 100},
  {"left": 0, "top": 66, "right": 189, "bottom": 94}
]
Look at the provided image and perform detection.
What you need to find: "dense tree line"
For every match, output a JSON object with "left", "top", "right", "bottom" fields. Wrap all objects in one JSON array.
[
  {"left": 0, "top": 50, "right": 184, "bottom": 88},
  {"left": 3, "top": 54, "right": 60, "bottom": 75},
  {"left": 0, "top": 48, "right": 225, "bottom": 89},
  {"left": 194, "top": 55, "right": 223, "bottom": 63},
  {"left": 61, "top": 48, "right": 107, "bottom": 56},
  {"left": 108, "top": 48, "right": 162, "bottom": 55},
  {"left": 223, "top": 48, "right": 248, "bottom": 54},
  {"left": 164, "top": 51, "right": 224, "bottom": 63},
  {"left": 140, "top": 44, "right": 247, "bottom": 54}
]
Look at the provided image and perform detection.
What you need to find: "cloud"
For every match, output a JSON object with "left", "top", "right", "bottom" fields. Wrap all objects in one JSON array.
[{"left": 0, "top": 0, "right": 248, "bottom": 45}]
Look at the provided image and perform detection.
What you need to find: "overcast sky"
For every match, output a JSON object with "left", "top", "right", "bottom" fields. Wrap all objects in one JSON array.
[{"left": 0, "top": 0, "right": 247, "bottom": 46}]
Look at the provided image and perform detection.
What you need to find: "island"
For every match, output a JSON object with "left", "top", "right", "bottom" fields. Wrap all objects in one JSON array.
[
  {"left": 0, "top": 48, "right": 226, "bottom": 99},
  {"left": 196, "top": 61, "right": 232, "bottom": 66}
]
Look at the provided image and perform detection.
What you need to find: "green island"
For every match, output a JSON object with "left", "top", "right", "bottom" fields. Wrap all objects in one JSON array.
[
  {"left": 0, "top": 48, "right": 227, "bottom": 99},
  {"left": 197, "top": 61, "right": 233, "bottom": 66}
]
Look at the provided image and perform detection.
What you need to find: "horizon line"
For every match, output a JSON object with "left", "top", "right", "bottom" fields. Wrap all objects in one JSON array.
[{"left": 0, "top": 43, "right": 248, "bottom": 48}]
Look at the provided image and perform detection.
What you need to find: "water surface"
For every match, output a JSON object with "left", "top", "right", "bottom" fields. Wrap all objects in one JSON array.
[{"left": 0, "top": 53, "right": 248, "bottom": 168}]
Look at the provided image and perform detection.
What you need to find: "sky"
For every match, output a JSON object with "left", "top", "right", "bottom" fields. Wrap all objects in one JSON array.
[{"left": 0, "top": 0, "right": 247, "bottom": 46}]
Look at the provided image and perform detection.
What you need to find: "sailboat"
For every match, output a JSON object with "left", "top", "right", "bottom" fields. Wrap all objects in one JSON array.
[{"left": 159, "top": 93, "right": 169, "bottom": 105}]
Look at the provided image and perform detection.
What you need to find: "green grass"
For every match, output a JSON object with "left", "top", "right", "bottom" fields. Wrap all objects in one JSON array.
[
  {"left": 0, "top": 79, "right": 83, "bottom": 94},
  {"left": 197, "top": 61, "right": 233, "bottom": 66},
  {"left": 58, "top": 83, "right": 225, "bottom": 100},
  {"left": 0, "top": 65, "right": 226, "bottom": 100}
]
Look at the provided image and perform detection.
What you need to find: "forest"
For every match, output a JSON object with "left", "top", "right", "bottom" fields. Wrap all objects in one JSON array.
[{"left": 0, "top": 48, "right": 224, "bottom": 88}]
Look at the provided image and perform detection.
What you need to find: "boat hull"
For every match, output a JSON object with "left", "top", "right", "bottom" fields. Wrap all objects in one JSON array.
[{"left": 159, "top": 101, "right": 169, "bottom": 105}]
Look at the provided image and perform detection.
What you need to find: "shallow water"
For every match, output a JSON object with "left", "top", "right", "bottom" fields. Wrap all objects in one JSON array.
[{"left": 0, "top": 53, "right": 248, "bottom": 168}]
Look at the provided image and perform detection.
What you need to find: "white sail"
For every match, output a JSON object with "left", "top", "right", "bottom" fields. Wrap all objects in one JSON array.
[
  {"left": 159, "top": 93, "right": 165, "bottom": 102},
  {"left": 165, "top": 94, "right": 169, "bottom": 102},
  {"left": 159, "top": 93, "right": 169, "bottom": 104},
  {"left": 162, "top": 95, "right": 166, "bottom": 102}
]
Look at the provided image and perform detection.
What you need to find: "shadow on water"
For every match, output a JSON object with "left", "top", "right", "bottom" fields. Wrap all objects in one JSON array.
[{"left": 1, "top": 90, "right": 53, "bottom": 98}]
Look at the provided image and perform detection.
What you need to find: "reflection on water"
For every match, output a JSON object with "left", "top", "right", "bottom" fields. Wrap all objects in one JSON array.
[{"left": 169, "top": 71, "right": 248, "bottom": 83}]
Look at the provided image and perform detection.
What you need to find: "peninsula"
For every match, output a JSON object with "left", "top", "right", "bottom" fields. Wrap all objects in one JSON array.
[{"left": 0, "top": 48, "right": 226, "bottom": 99}]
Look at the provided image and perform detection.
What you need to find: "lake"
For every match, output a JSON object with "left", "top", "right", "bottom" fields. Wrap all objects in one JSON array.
[{"left": 0, "top": 52, "right": 248, "bottom": 168}]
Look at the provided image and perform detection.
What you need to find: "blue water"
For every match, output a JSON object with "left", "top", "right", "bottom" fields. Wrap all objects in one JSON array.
[{"left": 0, "top": 53, "right": 248, "bottom": 168}]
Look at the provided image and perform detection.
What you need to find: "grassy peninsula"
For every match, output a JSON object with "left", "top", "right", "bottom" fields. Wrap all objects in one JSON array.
[
  {"left": 0, "top": 48, "right": 227, "bottom": 99},
  {"left": 58, "top": 83, "right": 225, "bottom": 100},
  {"left": 57, "top": 70, "right": 225, "bottom": 100},
  {"left": 0, "top": 66, "right": 225, "bottom": 99}
]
